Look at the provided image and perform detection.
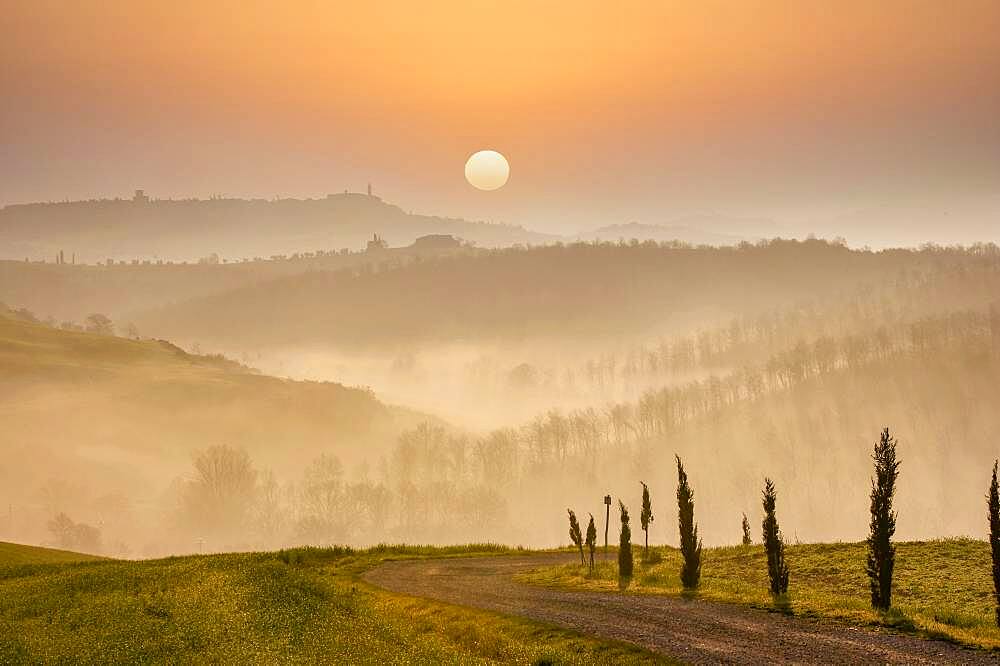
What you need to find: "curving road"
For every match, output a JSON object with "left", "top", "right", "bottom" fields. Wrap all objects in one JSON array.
[{"left": 363, "top": 553, "right": 997, "bottom": 665}]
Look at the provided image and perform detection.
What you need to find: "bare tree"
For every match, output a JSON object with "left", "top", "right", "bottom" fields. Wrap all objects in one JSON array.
[
  {"left": 84, "top": 313, "right": 115, "bottom": 336},
  {"left": 180, "top": 445, "right": 258, "bottom": 544}
]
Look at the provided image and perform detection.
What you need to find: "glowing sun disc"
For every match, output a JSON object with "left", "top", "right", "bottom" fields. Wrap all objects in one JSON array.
[{"left": 465, "top": 150, "right": 509, "bottom": 190}]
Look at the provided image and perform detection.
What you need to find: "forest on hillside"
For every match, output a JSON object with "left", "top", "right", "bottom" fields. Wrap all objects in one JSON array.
[
  {"left": 3, "top": 241, "right": 1000, "bottom": 557},
  {"left": 0, "top": 241, "right": 476, "bottom": 323},
  {"left": 134, "top": 239, "right": 999, "bottom": 349}
]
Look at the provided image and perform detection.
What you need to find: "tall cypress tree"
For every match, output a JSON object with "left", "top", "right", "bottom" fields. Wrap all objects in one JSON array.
[
  {"left": 741, "top": 512, "right": 752, "bottom": 546},
  {"left": 989, "top": 461, "right": 1000, "bottom": 627},
  {"left": 761, "top": 477, "right": 789, "bottom": 595},
  {"left": 585, "top": 513, "right": 597, "bottom": 573},
  {"left": 618, "top": 500, "right": 633, "bottom": 579},
  {"left": 866, "top": 428, "right": 900, "bottom": 610},
  {"left": 676, "top": 455, "right": 702, "bottom": 589},
  {"left": 640, "top": 481, "right": 654, "bottom": 558},
  {"left": 567, "top": 509, "right": 584, "bottom": 565}
]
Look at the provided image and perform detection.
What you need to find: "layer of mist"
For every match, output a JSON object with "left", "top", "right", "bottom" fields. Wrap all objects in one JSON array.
[{"left": 2, "top": 238, "right": 999, "bottom": 559}]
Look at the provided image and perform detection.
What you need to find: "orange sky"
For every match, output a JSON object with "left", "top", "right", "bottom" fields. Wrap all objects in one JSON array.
[{"left": 3, "top": 1, "right": 999, "bottom": 243}]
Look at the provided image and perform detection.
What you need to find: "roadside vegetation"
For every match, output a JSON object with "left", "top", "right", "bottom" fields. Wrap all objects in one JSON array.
[
  {"left": 519, "top": 539, "right": 1000, "bottom": 650},
  {"left": 0, "top": 543, "right": 662, "bottom": 664}
]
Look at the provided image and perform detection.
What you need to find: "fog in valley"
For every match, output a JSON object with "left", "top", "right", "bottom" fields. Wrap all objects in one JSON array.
[{"left": 2, "top": 203, "right": 999, "bottom": 558}]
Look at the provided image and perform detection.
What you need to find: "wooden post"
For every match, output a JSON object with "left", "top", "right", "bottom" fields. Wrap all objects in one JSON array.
[{"left": 603, "top": 494, "right": 612, "bottom": 559}]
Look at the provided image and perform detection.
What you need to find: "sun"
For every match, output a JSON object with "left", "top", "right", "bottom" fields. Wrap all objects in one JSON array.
[{"left": 465, "top": 150, "right": 509, "bottom": 190}]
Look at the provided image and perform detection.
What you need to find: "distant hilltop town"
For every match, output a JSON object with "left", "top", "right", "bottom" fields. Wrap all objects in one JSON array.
[{"left": 0, "top": 188, "right": 554, "bottom": 265}]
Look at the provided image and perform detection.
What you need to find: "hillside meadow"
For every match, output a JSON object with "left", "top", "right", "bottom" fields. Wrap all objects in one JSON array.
[
  {"left": 0, "top": 541, "right": 105, "bottom": 566},
  {"left": 520, "top": 540, "right": 1000, "bottom": 651},
  {"left": 0, "top": 543, "right": 662, "bottom": 665}
]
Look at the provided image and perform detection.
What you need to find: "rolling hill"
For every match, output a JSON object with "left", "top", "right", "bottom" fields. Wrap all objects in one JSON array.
[
  {"left": 132, "top": 239, "right": 990, "bottom": 350},
  {"left": 0, "top": 541, "right": 105, "bottom": 566},
  {"left": 0, "top": 310, "right": 430, "bottom": 555},
  {"left": 0, "top": 192, "right": 553, "bottom": 265}
]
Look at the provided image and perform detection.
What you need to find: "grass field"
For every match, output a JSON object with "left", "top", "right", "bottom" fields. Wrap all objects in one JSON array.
[
  {"left": 0, "top": 541, "right": 106, "bottom": 566},
  {"left": 0, "top": 543, "right": 662, "bottom": 664},
  {"left": 519, "top": 539, "right": 1000, "bottom": 650}
]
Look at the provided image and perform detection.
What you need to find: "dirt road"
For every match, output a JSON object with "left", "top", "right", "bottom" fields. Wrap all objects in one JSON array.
[{"left": 363, "top": 553, "right": 996, "bottom": 665}]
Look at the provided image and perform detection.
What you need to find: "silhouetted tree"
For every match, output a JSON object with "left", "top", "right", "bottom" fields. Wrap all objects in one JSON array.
[
  {"left": 675, "top": 455, "right": 702, "bottom": 588},
  {"left": 640, "top": 480, "right": 654, "bottom": 558},
  {"left": 47, "top": 513, "right": 75, "bottom": 549},
  {"left": 742, "top": 512, "right": 752, "bottom": 546},
  {"left": 585, "top": 513, "right": 597, "bottom": 572},
  {"left": 618, "top": 500, "right": 633, "bottom": 580},
  {"left": 181, "top": 444, "right": 259, "bottom": 541},
  {"left": 866, "top": 428, "right": 899, "bottom": 610},
  {"left": 567, "top": 509, "right": 584, "bottom": 565},
  {"left": 84, "top": 313, "right": 114, "bottom": 336},
  {"left": 46, "top": 513, "right": 101, "bottom": 553},
  {"left": 988, "top": 460, "right": 1000, "bottom": 627},
  {"left": 761, "top": 478, "right": 789, "bottom": 595}
]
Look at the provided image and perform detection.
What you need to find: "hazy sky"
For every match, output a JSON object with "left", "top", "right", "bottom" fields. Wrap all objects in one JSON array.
[{"left": 3, "top": 1, "right": 998, "bottom": 244}]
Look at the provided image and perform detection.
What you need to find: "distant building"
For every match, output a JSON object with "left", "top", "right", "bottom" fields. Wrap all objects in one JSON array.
[
  {"left": 411, "top": 234, "right": 462, "bottom": 250},
  {"left": 366, "top": 233, "right": 388, "bottom": 252},
  {"left": 133, "top": 189, "right": 149, "bottom": 203}
]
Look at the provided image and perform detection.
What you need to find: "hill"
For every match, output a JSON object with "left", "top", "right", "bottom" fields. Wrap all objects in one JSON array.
[
  {"left": 351, "top": 300, "right": 1000, "bottom": 546},
  {"left": 577, "top": 221, "right": 754, "bottom": 246},
  {"left": 0, "top": 310, "right": 429, "bottom": 556},
  {"left": 0, "top": 541, "right": 104, "bottom": 566},
  {"left": 0, "top": 546, "right": 657, "bottom": 664},
  {"left": 0, "top": 192, "right": 554, "bottom": 264},
  {"left": 133, "top": 239, "right": 986, "bottom": 351},
  {"left": 0, "top": 238, "right": 479, "bottom": 325}
]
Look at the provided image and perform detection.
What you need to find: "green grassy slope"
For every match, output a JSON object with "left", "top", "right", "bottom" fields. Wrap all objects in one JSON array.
[
  {"left": 0, "top": 541, "right": 104, "bottom": 566},
  {"left": 520, "top": 540, "right": 1000, "bottom": 651},
  {"left": 0, "top": 546, "right": 661, "bottom": 664}
]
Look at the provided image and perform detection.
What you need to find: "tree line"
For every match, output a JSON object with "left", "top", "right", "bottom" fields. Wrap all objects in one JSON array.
[{"left": 567, "top": 427, "right": 1000, "bottom": 622}]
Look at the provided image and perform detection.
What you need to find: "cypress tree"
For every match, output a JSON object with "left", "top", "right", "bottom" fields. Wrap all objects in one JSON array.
[
  {"left": 988, "top": 461, "right": 1000, "bottom": 627},
  {"left": 866, "top": 428, "right": 900, "bottom": 610},
  {"left": 742, "top": 512, "right": 752, "bottom": 546},
  {"left": 585, "top": 513, "right": 597, "bottom": 573},
  {"left": 675, "top": 455, "right": 702, "bottom": 589},
  {"left": 761, "top": 477, "right": 789, "bottom": 596},
  {"left": 618, "top": 500, "right": 633, "bottom": 580},
  {"left": 640, "top": 481, "right": 654, "bottom": 558},
  {"left": 567, "top": 509, "right": 584, "bottom": 565}
]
